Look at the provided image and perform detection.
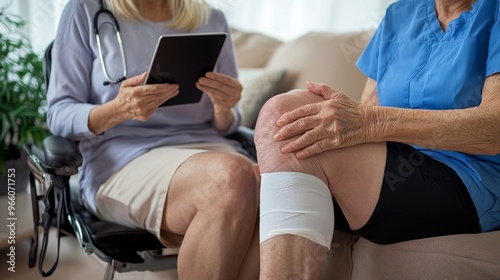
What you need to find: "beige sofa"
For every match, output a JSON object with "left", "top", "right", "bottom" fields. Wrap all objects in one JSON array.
[{"left": 232, "top": 28, "right": 500, "bottom": 280}]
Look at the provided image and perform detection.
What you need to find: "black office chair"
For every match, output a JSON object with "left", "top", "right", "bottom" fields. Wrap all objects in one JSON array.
[{"left": 22, "top": 42, "right": 256, "bottom": 279}]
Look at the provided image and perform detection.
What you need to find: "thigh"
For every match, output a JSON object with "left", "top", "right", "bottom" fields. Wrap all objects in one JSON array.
[
  {"left": 163, "top": 144, "right": 257, "bottom": 238},
  {"left": 95, "top": 144, "right": 208, "bottom": 246},
  {"left": 355, "top": 142, "right": 481, "bottom": 244},
  {"left": 95, "top": 142, "right": 244, "bottom": 247}
]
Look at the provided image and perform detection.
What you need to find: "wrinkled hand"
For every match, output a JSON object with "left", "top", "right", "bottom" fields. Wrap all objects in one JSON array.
[
  {"left": 113, "top": 72, "right": 179, "bottom": 121},
  {"left": 196, "top": 72, "right": 242, "bottom": 112},
  {"left": 274, "top": 82, "right": 370, "bottom": 158}
]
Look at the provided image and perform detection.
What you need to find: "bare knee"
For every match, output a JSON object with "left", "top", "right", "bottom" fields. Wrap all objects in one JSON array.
[
  {"left": 255, "top": 90, "right": 324, "bottom": 173},
  {"left": 255, "top": 91, "right": 302, "bottom": 146},
  {"left": 207, "top": 154, "right": 259, "bottom": 214}
]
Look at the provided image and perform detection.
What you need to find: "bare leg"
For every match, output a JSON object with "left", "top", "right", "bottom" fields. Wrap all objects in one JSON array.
[
  {"left": 236, "top": 217, "right": 260, "bottom": 280},
  {"left": 163, "top": 152, "right": 259, "bottom": 279},
  {"left": 255, "top": 90, "right": 387, "bottom": 280},
  {"left": 235, "top": 165, "right": 261, "bottom": 280},
  {"left": 261, "top": 235, "right": 327, "bottom": 280}
]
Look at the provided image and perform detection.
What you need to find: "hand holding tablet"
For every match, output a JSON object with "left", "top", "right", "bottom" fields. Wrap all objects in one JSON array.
[{"left": 145, "top": 32, "right": 227, "bottom": 106}]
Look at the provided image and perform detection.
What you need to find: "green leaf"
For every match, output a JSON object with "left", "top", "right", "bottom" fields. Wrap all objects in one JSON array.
[
  {"left": 9, "top": 104, "right": 27, "bottom": 116},
  {"left": 0, "top": 102, "right": 15, "bottom": 112},
  {"left": 17, "top": 110, "right": 40, "bottom": 118},
  {"left": 0, "top": 113, "right": 10, "bottom": 140},
  {"left": 25, "top": 130, "right": 34, "bottom": 144}
]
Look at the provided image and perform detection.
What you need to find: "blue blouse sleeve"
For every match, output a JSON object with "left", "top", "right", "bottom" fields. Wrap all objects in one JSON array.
[
  {"left": 356, "top": 17, "right": 385, "bottom": 81},
  {"left": 486, "top": 5, "right": 500, "bottom": 77}
]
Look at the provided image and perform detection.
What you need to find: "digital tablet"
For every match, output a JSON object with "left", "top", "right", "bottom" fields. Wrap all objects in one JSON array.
[{"left": 145, "top": 32, "right": 227, "bottom": 107}]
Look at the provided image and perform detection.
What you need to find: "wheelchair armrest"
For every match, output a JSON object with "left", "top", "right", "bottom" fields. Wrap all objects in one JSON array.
[
  {"left": 42, "top": 135, "right": 82, "bottom": 169},
  {"left": 226, "top": 126, "right": 256, "bottom": 161},
  {"left": 22, "top": 135, "right": 82, "bottom": 177},
  {"left": 234, "top": 126, "right": 255, "bottom": 143}
]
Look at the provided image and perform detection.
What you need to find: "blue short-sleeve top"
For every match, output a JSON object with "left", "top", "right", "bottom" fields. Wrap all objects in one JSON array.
[{"left": 357, "top": 0, "right": 500, "bottom": 232}]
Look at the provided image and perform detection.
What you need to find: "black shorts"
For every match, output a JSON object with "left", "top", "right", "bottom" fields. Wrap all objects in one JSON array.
[{"left": 334, "top": 142, "right": 480, "bottom": 245}]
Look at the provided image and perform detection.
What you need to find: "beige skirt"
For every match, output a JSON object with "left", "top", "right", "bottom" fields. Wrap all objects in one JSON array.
[{"left": 94, "top": 142, "right": 238, "bottom": 247}]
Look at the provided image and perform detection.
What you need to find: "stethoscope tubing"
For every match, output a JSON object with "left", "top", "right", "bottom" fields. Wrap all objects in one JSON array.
[{"left": 94, "top": 0, "right": 127, "bottom": 85}]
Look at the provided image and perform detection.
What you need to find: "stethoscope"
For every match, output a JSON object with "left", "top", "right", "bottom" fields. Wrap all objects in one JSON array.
[{"left": 93, "top": 0, "right": 127, "bottom": 85}]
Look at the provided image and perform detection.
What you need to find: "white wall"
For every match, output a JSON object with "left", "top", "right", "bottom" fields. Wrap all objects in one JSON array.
[
  {"left": 1, "top": 0, "right": 68, "bottom": 53},
  {"left": 210, "top": 0, "right": 395, "bottom": 41},
  {"left": 1, "top": 0, "right": 395, "bottom": 52}
]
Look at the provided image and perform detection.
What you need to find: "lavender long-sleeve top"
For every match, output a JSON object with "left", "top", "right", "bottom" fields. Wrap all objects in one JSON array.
[{"left": 47, "top": 0, "right": 241, "bottom": 213}]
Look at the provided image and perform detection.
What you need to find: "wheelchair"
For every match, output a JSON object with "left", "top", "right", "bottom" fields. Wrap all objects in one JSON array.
[{"left": 22, "top": 42, "right": 256, "bottom": 279}]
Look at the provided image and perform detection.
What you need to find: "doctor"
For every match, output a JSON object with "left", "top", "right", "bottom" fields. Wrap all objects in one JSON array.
[{"left": 47, "top": 0, "right": 259, "bottom": 279}]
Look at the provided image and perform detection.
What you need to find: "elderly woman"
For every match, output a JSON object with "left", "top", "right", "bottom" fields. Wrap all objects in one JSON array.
[
  {"left": 254, "top": 0, "right": 500, "bottom": 279},
  {"left": 47, "top": 0, "right": 259, "bottom": 279}
]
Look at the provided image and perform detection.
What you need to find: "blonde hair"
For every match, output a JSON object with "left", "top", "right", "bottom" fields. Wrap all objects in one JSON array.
[{"left": 104, "top": 0, "right": 211, "bottom": 31}]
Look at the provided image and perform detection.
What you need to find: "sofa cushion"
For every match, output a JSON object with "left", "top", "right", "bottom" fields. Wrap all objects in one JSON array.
[
  {"left": 231, "top": 28, "right": 283, "bottom": 68},
  {"left": 238, "top": 67, "right": 286, "bottom": 128},
  {"left": 265, "top": 31, "right": 372, "bottom": 101},
  {"left": 320, "top": 230, "right": 359, "bottom": 280},
  {"left": 350, "top": 231, "right": 500, "bottom": 280}
]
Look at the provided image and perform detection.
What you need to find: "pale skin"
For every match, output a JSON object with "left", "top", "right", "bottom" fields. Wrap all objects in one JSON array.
[
  {"left": 88, "top": 1, "right": 259, "bottom": 279},
  {"left": 256, "top": 0, "right": 500, "bottom": 279}
]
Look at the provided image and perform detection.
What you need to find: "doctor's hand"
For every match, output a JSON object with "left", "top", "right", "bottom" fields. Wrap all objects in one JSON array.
[
  {"left": 274, "top": 82, "right": 372, "bottom": 159},
  {"left": 196, "top": 72, "right": 242, "bottom": 113},
  {"left": 113, "top": 72, "right": 179, "bottom": 122}
]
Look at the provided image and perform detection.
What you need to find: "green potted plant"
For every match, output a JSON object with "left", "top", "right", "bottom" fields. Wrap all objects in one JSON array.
[{"left": 1, "top": 7, "right": 49, "bottom": 194}]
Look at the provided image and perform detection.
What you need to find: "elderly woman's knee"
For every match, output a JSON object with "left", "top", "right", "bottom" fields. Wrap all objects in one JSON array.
[
  {"left": 255, "top": 90, "right": 303, "bottom": 145},
  {"left": 254, "top": 91, "right": 308, "bottom": 171},
  {"left": 258, "top": 90, "right": 305, "bottom": 116},
  {"left": 254, "top": 96, "right": 286, "bottom": 159}
]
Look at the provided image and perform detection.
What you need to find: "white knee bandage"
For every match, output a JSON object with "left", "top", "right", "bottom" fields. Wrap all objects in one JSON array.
[{"left": 260, "top": 172, "right": 334, "bottom": 249}]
